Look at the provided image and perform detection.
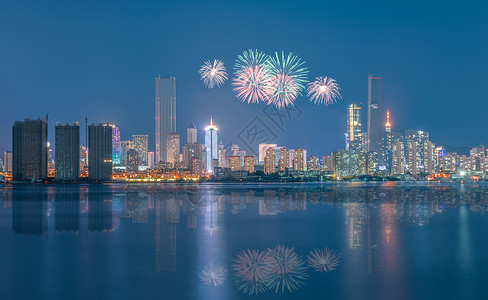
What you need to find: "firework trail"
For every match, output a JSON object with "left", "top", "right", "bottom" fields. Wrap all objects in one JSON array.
[
  {"left": 265, "top": 52, "right": 308, "bottom": 108},
  {"left": 265, "top": 245, "right": 308, "bottom": 293},
  {"left": 199, "top": 59, "right": 228, "bottom": 88},
  {"left": 200, "top": 263, "right": 228, "bottom": 287},
  {"left": 306, "top": 76, "right": 342, "bottom": 105},
  {"left": 306, "top": 247, "right": 342, "bottom": 272},
  {"left": 233, "top": 249, "right": 272, "bottom": 295},
  {"left": 232, "top": 49, "right": 271, "bottom": 104}
]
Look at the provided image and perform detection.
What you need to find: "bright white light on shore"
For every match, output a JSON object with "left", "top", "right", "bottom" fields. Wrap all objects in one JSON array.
[{"left": 460, "top": 171, "right": 466, "bottom": 176}]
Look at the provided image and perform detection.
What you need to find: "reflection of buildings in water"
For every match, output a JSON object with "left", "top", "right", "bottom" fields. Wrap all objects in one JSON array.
[
  {"left": 155, "top": 195, "right": 180, "bottom": 272},
  {"left": 55, "top": 190, "right": 80, "bottom": 233},
  {"left": 88, "top": 196, "right": 113, "bottom": 232},
  {"left": 1, "top": 187, "right": 12, "bottom": 208},
  {"left": 345, "top": 202, "right": 367, "bottom": 249},
  {"left": 381, "top": 203, "right": 395, "bottom": 244},
  {"left": 12, "top": 190, "right": 48, "bottom": 237},
  {"left": 118, "top": 192, "right": 149, "bottom": 224},
  {"left": 204, "top": 194, "right": 219, "bottom": 233}
]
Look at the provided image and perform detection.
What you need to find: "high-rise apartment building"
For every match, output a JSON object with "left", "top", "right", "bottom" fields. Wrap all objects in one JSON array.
[
  {"left": 155, "top": 76, "right": 176, "bottom": 163},
  {"left": 293, "top": 147, "right": 305, "bottom": 171},
  {"left": 133, "top": 135, "right": 149, "bottom": 167},
  {"left": 243, "top": 156, "right": 255, "bottom": 173},
  {"left": 347, "top": 104, "right": 363, "bottom": 151},
  {"left": 279, "top": 147, "right": 290, "bottom": 171},
  {"left": 112, "top": 126, "right": 121, "bottom": 165},
  {"left": 367, "top": 75, "right": 382, "bottom": 152},
  {"left": 55, "top": 123, "right": 80, "bottom": 180},
  {"left": 229, "top": 156, "right": 241, "bottom": 171},
  {"left": 405, "top": 130, "right": 432, "bottom": 176},
  {"left": 88, "top": 124, "right": 113, "bottom": 181},
  {"left": 204, "top": 117, "right": 218, "bottom": 173},
  {"left": 12, "top": 118, "right": 48, "bottom": 181},
  {"left": 3, "top": 151, "right": 12, "bottom": 173},
  {"left": 166, "top": 133, "right": 180, "bottom": 166},
  {"left": 120, "top": 140, "right": 134, "bottom": 167},
  {"left": 187, "top": 123, "right": 197, "bottom": 144},
  {"left": 264, "top": 147, "right": 276, "bottom": 173},
  {"left": 126, "top": 149, "right": 139, "bottom": 171},
  {"left": 391, "top": 141, "right": 405, "bottom": 175},
  {"left": 307, "top": 155, "right": 320, "bottom": 172}
]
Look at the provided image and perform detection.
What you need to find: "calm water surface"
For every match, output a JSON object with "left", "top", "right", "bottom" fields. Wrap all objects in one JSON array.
[{"left": 1, "top": 182, "right": 487, "bottom": 300}]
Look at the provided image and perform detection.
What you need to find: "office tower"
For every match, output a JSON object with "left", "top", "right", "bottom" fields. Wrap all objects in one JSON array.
[
  {"left": 229, "top": 156, "right": 241, "bottom": 171},
  {"left": 190, "top": 157, "right": 202, "bottom": 175},
  {"left": 307, "top": 155, "right": 320, "bottom": 172},
  {"left": 55, "top": 123, "right": 80, "bottom": 180},
  {"left": 88, "top": 124, "right": 113, "bottom": 181},
  {"left": 243, "top": 156, "right": 255, "bottom": 173},
  {"left": 367, "top": 75, "right": 382, "bottom": 152},
  {"left": 218, "top": 142, "right": 227, "bottom": 168},
  {"left": 155, "top": 76, "right": 176, "bottom": 163},
  {"left": 322, "top": 155, "right": 334, "bottom": 172},
  {"left": 405, "top": 130, "right": 431, "bottom": 176},
  {"left": 166, "top": 133, "right": 180, "bottom": 166},
  {"left": 3, "top": 151, "right": 12, "bottom": 173},
  {"left": 293, "top": 147, "right": 305, "bottom": 171},
  {"left": 379, "top": 111, "right": 403, "bottom": 173},
  {"left": 279, "top": 147, "right": 290, "bottom": 171},
  {"left": 259, "top": 144, "right": 278, "bottom": 163},
  {"left": 120, "top": 140, "right": 134, "bottom": 166},
  {"left": 183, "top": 142, "right": 205, "bottom": 169},
  {"left": 264, "top": 147, "right": 276, "bottom": 173},
  {"left": 391, "top": 141, "right": 405, "bottom": 175},
  {"left": 469, "top": 145, "right": 485, "bottom": 173},
  {"left": 148, "top": 151, "right": 155, "bottom": 169},
  {"left": 346, "top": 104, "right": 363, "bottom": 151},
  {"left": 126, "top": 149, "right": 139, "bottom": 171},
  {"left": 12, "top": 118, "right": 48, "bottom": 181},
  {"left": 133, "top": 135, "right": 149, "bottom": 167},
  {"left": 187, "top": 123, "right": 197, "bottom": 144},
  {"left": 112, "top": 126, "right": 121, "bottom": 165},
  {"left": 204, "top": 117, "right": 218, "bottom": 173}
]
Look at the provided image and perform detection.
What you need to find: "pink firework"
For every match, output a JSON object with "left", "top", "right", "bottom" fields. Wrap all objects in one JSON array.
[
  {"left": 306, "top": 76, "right": 342, "bottom": 105},
  {"left": 232, "top": 249, "right": 272, "bottom": 295},
  {"left": 232, "top": 65, "right": 271, "bottom": 104},
  {"left": 266, "top": 73, "right": 300, "bottom": 108},
  {"left": 306, "top": 247, "right": 342, "bottom": 272}
]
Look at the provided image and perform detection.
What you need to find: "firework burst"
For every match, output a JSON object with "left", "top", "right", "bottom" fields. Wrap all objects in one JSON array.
[
  {"left": 265, "top": 245, "right": 308, "bottom": 293},
  {"left": 306, "top": 247, "right": 342, "bottom": 272},
  {"left": 233, "top": 249, "right": 272, "bottom": 295},
  {"left": 306, "top": 76, "right": 342, "bottom": 105},
  {"left": 265, "top": 52, "right": 308, "bottom": 108},
  {"left": 200, "top": 263, "right": 228, "bottom": 287},
  {"left": 232, "top": 49, "right": 271, "bottom": 104},
  {"left": 199, "top": 59, "right": 228, "bottom": 88}
]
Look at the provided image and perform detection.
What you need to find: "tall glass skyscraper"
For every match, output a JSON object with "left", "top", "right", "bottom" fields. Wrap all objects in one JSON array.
[
  {"left": 204, "top": 117, "right": 218, "bottom": 173},
  {"left": 347, "top": 103, "right": 363, "bottom": 151},
  {"left": 155, "top": 77, "right": 176, "bottom": 163},
  {"left": 367, "top": 74, "right": 382, "bottom": 152}
]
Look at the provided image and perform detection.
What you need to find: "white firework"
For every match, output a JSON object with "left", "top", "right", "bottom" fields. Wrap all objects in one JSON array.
[
  {"left": 306, "top": 76, "right": 342, "bottom": 105},
  {"left": 266, "top": 245, "right": 308, "bottom": 293},
  {"left": 200, "top": 263, "right": 228, "bottom": 287},
  {"left": 306, "top": 247, "right": 342, "bottom": 272},
  {"left": 233, "top": 249, "right": 272, "bottom": 295},
  {"left": 199, "top": 59, "right": 228, "bottom": 88}
]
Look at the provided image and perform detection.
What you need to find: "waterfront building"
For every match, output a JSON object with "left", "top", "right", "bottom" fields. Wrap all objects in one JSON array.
[
  {"left": 166, "top": 132, "right": 180, "bottom": 166},
  {"left": 133, "top": 135, "right": 149, "bottom": 167},
  {"left": 190, "top": 157, "right": 202, "bottom": 175},
  {"left": 405, "top": 130, "right": 433, "bottom": 176},
  {"left": 321, "top": 155, "right": 334, "bottom": 172},
  {"left": 391, "top": 141, "right": 405, "bottom": 175},
  {"left": 307, "top": 155, "right": 320, "bottom": 172},
  {"left": 218, "top": 142, "right": 227, "bottom": 168},
  {"left": 379, "top": 110, "right": 404, "bottom": 174},
  {"left": 243, "top": 156, "right": 255, "bottom": 173},
  {"left": 80, "top": 145, "right": 88, "bottom": 171},
  {"left": 279, "top": 147, "right": 290, "bottom": 172},
  {"left": 367, "top": 75, "right": 382, "bottom": 152},
  {"left": 112, "top": 126, "right": 121, "bottom": 165},
  {"left": 228, "top": 156, "right": 240, "bottom": 171},
  {"left": 120, "top": 140, "right": 134, "bottom": 167},
  {"left": 469, "top": 145, "right": 485, "bottom": 174},
  {"left": 55, "top": 123, "right": 80, "bottom": 180},
  {"left": 264, "top": 147, "right": 276, "bottom": 173},
  {"left": 259, "top": 144, "right": 277, "bottom": 163},
  {"left": 126, "top": 149, "right": 139, "bottom": 171},
  {"left": 148, "top": 152, "right": 155, "bottom": 169},
  {"left": 347, "top": 103, "right": 364, "bottom": 151},
  {"left": 88, "top": 124, "right": 113, "bottom": 181},
  {"left": 12, "top": 118, "right": 48, "bottom": 181},
  {"left": 293, "top": 147, "right": 305, "bottom": 171},
  {"left": 204, "top": 117, "right": 218, "bottom": 173},
  {"left": 155, "top": 76, "right": 176, "bottom": 163},
  {"left": 3, "top": 151, "right": 12, "bottom": 173}
]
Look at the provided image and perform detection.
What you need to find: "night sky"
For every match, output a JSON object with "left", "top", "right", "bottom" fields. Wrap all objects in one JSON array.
[{"left": 1, "top": 0, "right": 487, "bottom": 157}]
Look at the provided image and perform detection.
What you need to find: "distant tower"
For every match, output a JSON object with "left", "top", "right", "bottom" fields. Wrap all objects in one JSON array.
[
  {"left": 155, "top": 76, "right": 176, "bottom": 163},
  {"left": 55, "top": 122, "right": 80, "bottom": 180},
  {"left": 187, "top": 123, "right": 197, "bottom": 144},
  {"left": 367, "top": 75, "right": 382, "bottom": 152},
  {"left": 112, "top": 126, "right": 121, "bottom": 165},
  {"left": 166, "top": 132, "right": 181, "bottom": 166},
  {"left": 133, "top": 135, "right": 149, "bottom": 166},
  {"left": 385, "top": 109, "right": 391, "bottom": 132},
  {"left": 88, "top": 124, "right": 113, "bottom": 181},
  {"left": 204, "top": 117, "right": 218, "bottom": 173},
  {"left": 12, "top": 118, "right": 48, "bottom": 181}
]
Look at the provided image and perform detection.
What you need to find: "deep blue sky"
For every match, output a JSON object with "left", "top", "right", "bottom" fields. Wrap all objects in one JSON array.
[{"left": 1, "top": 0, "right": 487, "bottom": 156}]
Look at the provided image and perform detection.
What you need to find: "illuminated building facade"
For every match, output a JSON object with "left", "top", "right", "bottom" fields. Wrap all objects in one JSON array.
[
  {"left": 307, "top": 155, "right": 320, "bottom": 172},
  {"left": 88, "top": 124, "right": 113, "bottom": 181},
  {"left": 229, "top": 155, "right": 241, "bottom": 171},
  {"left": 155, "top": 76, "right": 176, "bottom": 163},
  {"left": 259, "top": 144, "right": 277, "bottom": 163},
  {"left": 126, "top": 149, "right": 139, "bottom": 171},
  {"left": 279, "top": 147, "right": 290, "bottom": 171},
  {"left": 12, "top": 118, "right": 48, "bottom": 181},
  {"left": 367, "top": 75, "right": 382, "bottom": 152},
  {"left": 264, "top": 147, "right": 276, "bottom": 173},
  {"left": 379, "top": 110, "right": 404, "bottom": 174},
  {"left": 392, "top": 141, "right": 405, "bottom": 175},
  {"left": 120, "top": 140, "right": 134, "bottom": 167},
  {"left": 133, "top": 135, "right": 149, "bottom": 167},
  {"left": 243, "top": 155, "right": 255, "bottom": 173},
  {"left": 346, "top": 103, "right": 363, "bottom": 151},
  {"left": 190, "top": 157, "right": 202, "bottom": 175},
  {"left": 112, "top": 126, "right": 121, "bottom": 165},
  {"left": 55, "top": 123, "right": 80, "bottom": 180},
  {"left": 187, "top": 123, "right": 197, "bottom": 144},
  {"left": 204, "top": 117, "right": 218, "bottom": 173},
  {"left": 3, "top": 151, "right": 12, "bottom": 173},
  {"left": 405, "top": 130, "right": 434, "bottom": 175},
  {"left": 166, "top": 132, "right": 180, "bottom": 166},
  {"left": 293, "top": 147, "right": 305, "bottom": 171}
]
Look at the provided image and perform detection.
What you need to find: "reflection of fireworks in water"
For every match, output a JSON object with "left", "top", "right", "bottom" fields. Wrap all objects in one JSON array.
[
  {"left": 233, "top": 249, "right": 272, "bottom": 295},
  {"left": 200, "top": 263, "right": 228, "bottom": 287},
  {"left": 306, "top": 76, "right": 342, "bottom": 105},
  {"left": 199, "top": 59, "right": 228, "bottom": 88},
  {"left": 266, "top": 245, "right": 308, "bottom": 293},
  {"left": 232, "top": 49, "right": 271, "bottom": 104},
  {"left": 307, "top": 247, "right": 342, "bottom": 272},
  {"left": 265, "top": 52, "right": 308, "bottom": 108}
]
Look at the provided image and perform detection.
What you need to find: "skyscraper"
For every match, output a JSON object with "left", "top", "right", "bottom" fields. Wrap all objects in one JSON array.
[
  {"left": 204, "top": 117, "right": 218, "bottom": 173},
  {"left": 155, "top": 76, "right": 176, "bottom": 163},
  {"left": 279, "top": 147, "right": 290, "bottom": 171},
  {"left": 264, "top": 147, "right": 276, "bottom": 173},
  {"left": 166, "top": 132, "right": 180, "bottom": 166},
  {"left": 243, "top": 156, "right": 255, "bottom": 173},
  {"left": 55, "top": 123, "right": 80, "bottom": 180},
  {"left": 367, "top": 75, "right": 382, "bottom": 152},
  {"left": 112, "top": 126, "right": 121, "bottom": 165},
  {"left": 126, "top": 149, "right": 139, "bottom": 171},
  {"left": 133, "top": 135, "right": 149, "bottom": 167},
  {"left": 88, "top": 124, "right": 113, "bottom": 181},
  {"left": 405, "top": 130, "right": 431, "bottom": 176},
  {"left": 293, "top": 147, "right": 305, "bottom": 171},
  {"left": 12, "top": 118, "right": 48, "bottom": 181},
  {"left": 187, "top": 123, "right": 197, "bottom": 144},
  {"left": 229, "top": 156, "right": 241, "bottom": 171},
  {"left": 3, "top": 151, "right": 12, "bottom": 173},
  {"left": 347, "top": 103, "right": 363, "bottom": 151},
  {"left": 120, "top": 140, "right": 134, "bottom": 167}
]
